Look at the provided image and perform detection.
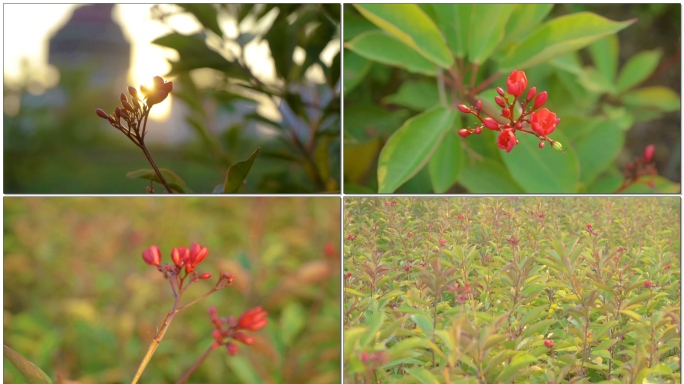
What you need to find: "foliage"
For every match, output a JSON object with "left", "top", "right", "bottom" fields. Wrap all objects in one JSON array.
[
  {"left": 344, "top": 197, "right": 680, "bottom": 383},
  {"left": 151, "top": 4, "right": 341, "bottom": 193},
  {"left": 4, "top": 198, "right": 340, "bottom": 383},
  {"left": 343, "top": 4, "right": 680, "bottom": 193}
]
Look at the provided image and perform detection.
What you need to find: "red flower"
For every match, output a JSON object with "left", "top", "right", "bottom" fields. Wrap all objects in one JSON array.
[
  {"left": 544, "top": 339, "right": 554, "bottom": 349},
  {"left": 439, "top": 238, "right": 446, "bottom": 246},
  {"left": 529, "top": 108, "right": 557, "bottom": 136},
  {"left": 644, "top": 281, "right": 652, "bottom": 288},
  {"left": 324, "top": 242, "right": 336, "bottom": 258},
  {"left": 237, "top": 306, "right": 269, "bottom": 331},
  {"left": 506, "top": 70, "right": 528, "bottom": 97},
  {"left": 408, "top": 232, "right": 413, "bottom": 238},
  {"left": 142, "top": 245, "right": 162, "bottom": 266},
  {"left": 664, "top": 265, "right": 671, "bottom": 270},
  {"left": 497, "top": 129, "right": 518, "bottom": 153}
]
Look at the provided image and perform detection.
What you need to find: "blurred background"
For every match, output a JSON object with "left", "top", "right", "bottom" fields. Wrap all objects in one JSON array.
[
  {"left": 4, "top": 4, "right": 340, "bottom": 193},
  {"left": 4, "top": 197, "right": 340, "bottom": 383}
]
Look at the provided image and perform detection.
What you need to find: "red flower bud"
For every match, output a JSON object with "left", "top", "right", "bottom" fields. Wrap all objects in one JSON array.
[
  {"left": 439, "top": 239, "right": 446, "bottom": 246},
  {"left": 474, "top": 126, "right": 482, "bottom": 134},
  {"left": 200, "top": 272, "right": 212, "bottom": 279},
  {"left": 544, "top": 339, "right": 554, "bottom": 349},
  {"left": 526, "top": 87, "right": 537, "bottom": 102},
  {"left": 226, "top": 342, "right": 238, "bottom": 356},
  {"left": 457, "top": 104, "right": 471, "bottom": 114},
  {"left": 120, "top": 93, "right": 127, "bottom": 103},
  {"left": 534, "top": 91, "right": 548, "bottom": 109},
  {"left": 644, "top": 281, "right": 652, "bottom": 288},
  {"left": 506, "top": 70, "right": 528, "bottom": 97},
  {"left": 128, "top": 86, "right": 139, "bottom": 100},
  {"left": 96, "top": 109, "right": 108, "bottom": 119},
  {"left": 496, "top": 87, "right": 505, "bottom": 97},
  {"left": 237, "top": 307, "right": 269, "bottom": 331},
  {"left": 539, "top": 141, "right": 545, "bottom": 149},
  {"left": 495, "top": 96, "right": 506, "bottom": 108},
  {"left": 233, "top": 331, "right": 254, "bottom": 345},
  {"left": 482, "top": 117, "right": 499, "bottom": 130},
  {"left": 142, "top": 245, "right": 162, "bottom": 266},
  {"left": 501, "top": 108, "right": 511, "bottom": 118},
  {"left": 458, "top": 129, "right": 470, "bottom": 138},
  {"left": 475, "top": 100, "right": 482, "bottom": 111},
  {"left": 643, "top": 144, "right": 655, "bottom": 163}
]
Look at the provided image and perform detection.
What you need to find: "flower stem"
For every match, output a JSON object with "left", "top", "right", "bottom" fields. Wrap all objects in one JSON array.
[
  {"left": 139, "top": 143, "right": 174, "bottom": 194},
  {"left": 176, "top": 345, "right": 213, "bottom": 384},
  {"left": 131, "top": 305, "right": 179, "bottom": 383}
]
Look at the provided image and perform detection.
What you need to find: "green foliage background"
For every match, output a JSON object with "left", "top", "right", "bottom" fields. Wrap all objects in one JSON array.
[{"left": 4, "top": 197, "right": 340, "bottom": 383}]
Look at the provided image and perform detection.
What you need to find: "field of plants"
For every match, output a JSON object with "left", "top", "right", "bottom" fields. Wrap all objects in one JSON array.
[
  {"left": 344, "top": 197, "right": 680, "bottom": 383},
  {"left": 4, "top": 197, "right": 340, "bottom": 383}
]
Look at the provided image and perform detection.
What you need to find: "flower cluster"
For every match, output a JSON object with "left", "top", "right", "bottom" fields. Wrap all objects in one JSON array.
[
  {"left": 142, "top": 243, "right": 234, "bottom": 289},
  {"left": 446, "top": 282, "right": 472, "bottom": 305},
  {"left": 209, "top": 306, "right": 268, "bottom": 356},
  {"left": 457, "top": 70, "right": 562, "bottom": 153},
  {"left": 359, "top": 351, "right": 389, "bottom": 369},
  {"left": 96, "top": 76, "right": 173, "bottom": 144}
]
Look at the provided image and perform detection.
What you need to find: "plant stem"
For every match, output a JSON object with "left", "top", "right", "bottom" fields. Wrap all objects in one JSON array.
[
  {"left": 131, "top": 302, "right": 180, "bottom": 383},
  {"left": 176, "top": 345, "right": 213, "bottom": 384},
  {"left": 139, "top": 143, "right": 174, "bottom": 194}
]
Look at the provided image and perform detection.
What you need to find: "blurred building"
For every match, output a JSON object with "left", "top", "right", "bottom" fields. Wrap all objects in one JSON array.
[{"left": 48, "top": 4, "right": 130, "bottom": 89}]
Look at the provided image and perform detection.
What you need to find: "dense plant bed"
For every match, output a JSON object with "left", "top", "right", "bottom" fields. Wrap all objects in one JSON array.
[{"left": 344, "top": 197, "right": 680, "bottom": 383}]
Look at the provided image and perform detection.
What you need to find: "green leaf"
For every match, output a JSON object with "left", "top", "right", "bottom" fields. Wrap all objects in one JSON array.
[
  {"left": 428, "top": 130, "right": 463, "bottom": 193},
  {"left": 126, "top": 168, "right": 193, "bottom": 193},
  {"left": 495, "top": 353, "right": 538, "bottom": 383},
  {"left": 620, "top": 175, "right": 680, "bottom": 194},
  {"left": 345, "top": 31, "right": 437, "bottom": 76},
  {"left": 279, "top": 301, "right": 306, "bottom": 347},
  {"left": 225, "top": 354, "right": 261, "bottom": 384},
  {"left": 411, "top": 313, "right": 434, "bottom": 335},
  {"left": 383, "top": 80, "right": 440, "bottom": 110},
  {"left": 354, "top": 4, "right": 453, "bottom": 68},
  {"left": 619, "top": 309, "right": 644, "bottom": 323},
  {"left": 458, "top": 158, "right": 525, "bottom": 193},
  {"left": 343, "top": 50, "right": 372, "bottom": 95},
  {"left": 501, "top": 131, "right": 580, "bottom": 193},
  {"left": 377, "top": 107, "right": 456, "bottom": 193},
  {"left": 574, "top": 120, "right": 625, "bottom": 186},
  {"left": 387, "top": 337, "right": 430, "bottom": 360},
  {"left": 468, "top": 5, "right": 516, "bottom": 64},
  {"left": 176, "top": 4, "right": 222, "bottom": 37},
  {"left": 223, "top": 148, "right": 260, "bottom": 193},
  {"left": 404, "top": 367, "right": 440, "bottom": 384},
  {"left": 153, "top": 33, "right": 250, "bottom": 80},
  {"left": 360, "top": 310, "right": 384, "bottom": 347},
  {"left": 431, "top": 4, "right": 471, "bottom": 58},
  {"left": 498, "top": 12, "right": 635, "bottom": 72},
  {"left": 616, "top": 50, "right": 661, "bottom": 92},
  {"left": 3, "top": 345, "right": 52, "bottom": 384},
  {"left": 502, "top": 4, "right": 554, "bottom": 45},
  {"left": 588, "top": 35, "right": 619, "bottom": 84},
  {"left": 621, "top": 86, "right": 680, "bottom": 112}
]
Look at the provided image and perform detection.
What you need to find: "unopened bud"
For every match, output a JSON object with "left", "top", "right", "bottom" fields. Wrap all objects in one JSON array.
[
  {"left": 496, "top": 87, "right": 505, "bottom": 97},
  {"left": 643, "top": 144, "right": 655, "bottom": 163},
  {"left": 501, "top": 108, "right": 511, "bottom": 118},
  {"left": 200, "top": 272, "right": 212, "bottom": 279},
  {"left": 495, "top": 96, "right": 505, "bottom": 108},
  {"left": 526, "top": 87, "right": 537, "bottom": 102},
  {"left": 119, "top": 109, "right": 130, "bottom": 120},
  {"left": 555, "top": 117, "right": 561, "bottom": 126},
  {"left": 458, "top": 129, "right": 470, "bottom": 138},
  {"left": 128, "top": 86, "right": 139, "bottom": 100},
  {"left": 482, "top": 117, "right": 499, "bottom": 130},
  {"left": 552, "top": 141, "right": 563, "bottom": 151},
  {"left": 475, "top": 100, "right": 482, "bottom": 111},
  {"left": 534, "top": 91, "right": 548, "bottom": 109},
  {"left": 120, "top": 93, "right": 127, "bottom": 103},
  {"left": 474, "top": 126, "right": 482, "bottom": 134},
  {"left": 132, "top": 98, "right": 141, "bottom": 110},
  {"left": 539, "top": 141, "right": 545, "bottom": 149},
  {"left": 457, "top": 104, "right": 470, "bottom": 114},
  {"left": 96, "top": 109, "right": 108, "bottom": 119},
  {"left": 122, "top": 99, "right": 135, "bottom": 113}
]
